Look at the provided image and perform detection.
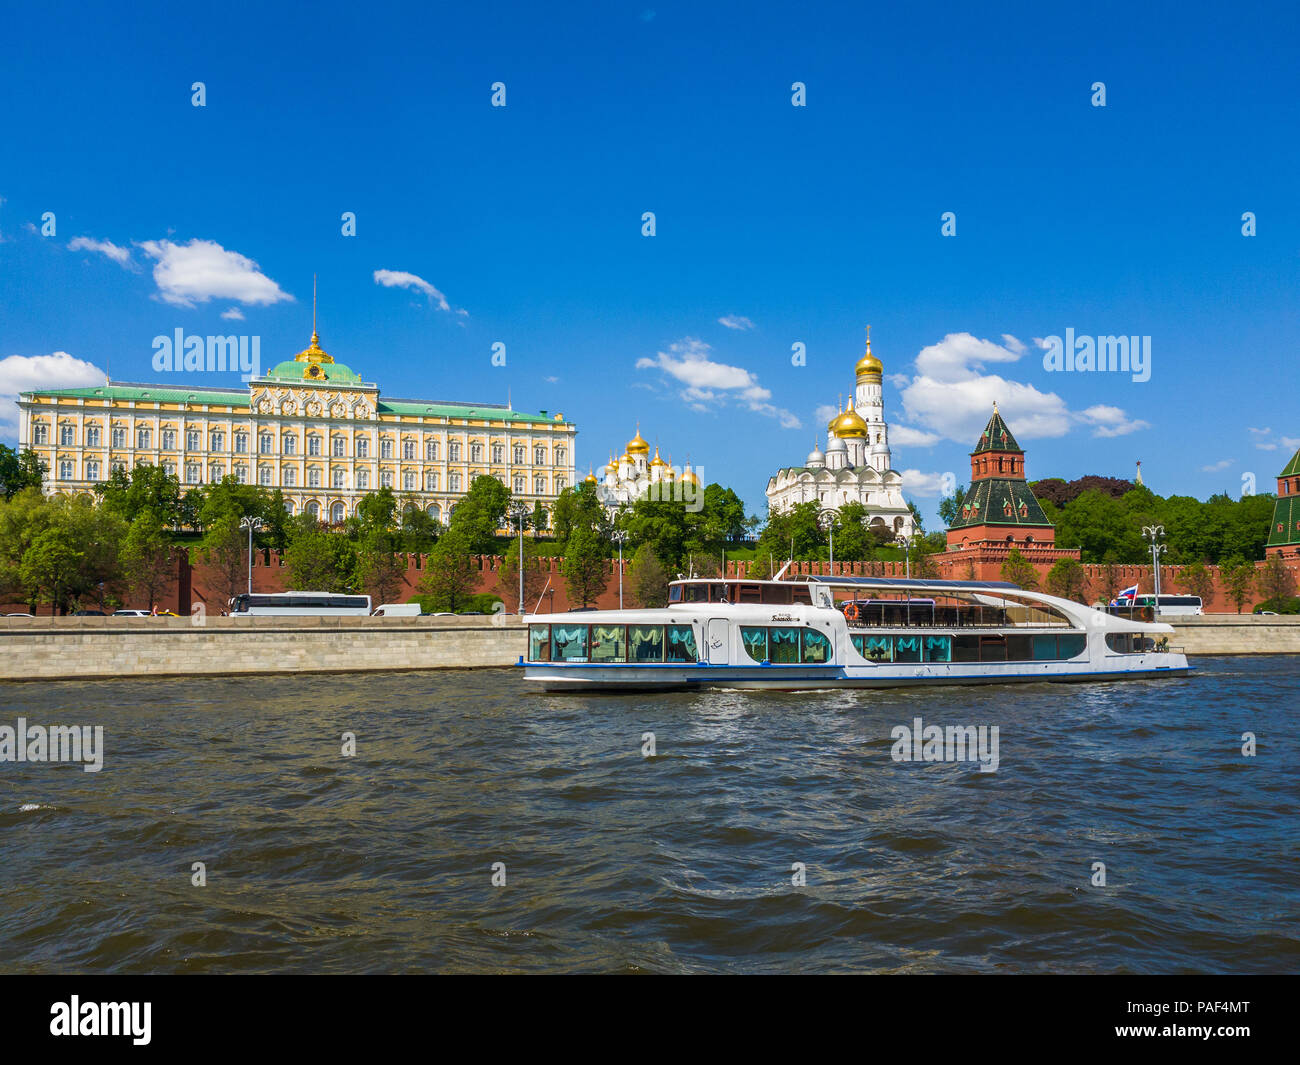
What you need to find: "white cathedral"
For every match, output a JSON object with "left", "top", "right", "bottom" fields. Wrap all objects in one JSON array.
[{"left": 765, "top": 331, "right": 916, "bottom": 538}]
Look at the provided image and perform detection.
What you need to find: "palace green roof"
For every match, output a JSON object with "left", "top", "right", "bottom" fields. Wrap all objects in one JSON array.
[
  {"left": 1267, "top": 495, "right": 1300, "bottom": 547},
  {"left": 948, "top": 477, "right": 1054, "bottom": 529},
  {"left": 266, "top": 359, "right": 364, "bottom": 384},
  {"left": 24, "top": 383, "right": 562, "bottom": 423},
  {"left": 972, "top": 409, "right": 1023, "bottom": 454},
  {"left": 1279, "top": 448, "right": 1300, "bottom": 479}
]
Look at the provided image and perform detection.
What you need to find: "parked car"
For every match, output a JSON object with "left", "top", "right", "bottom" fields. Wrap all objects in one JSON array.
[
  {"left": 5, "top": 612, "right": 34, "bottom": 617},
  {"left": 372, "top": 603, "right": 422, "bottom": 617},
  {"left": 72, "top": 610, "right": 106, "bottom": 616},
  {"left": 113, "top": 609, "right": 152, "bottom": 617}
]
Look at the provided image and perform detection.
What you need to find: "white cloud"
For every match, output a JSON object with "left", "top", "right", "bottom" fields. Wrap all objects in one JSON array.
[
  {"left": 717, "top": 314, "right": 754, "bottom": 331},
  {"left": 137, "top": 238, "right": 291, "bottom": 308},
  {"left": 637, "top": 337, "right": 800, "bottom": 428},
  {"left": 1201, "top": 459, "right": 1233, "bottom": 472},
  {"left": 1249, "top": 427, "right": 1300, "bottom": 452},
  {"left": 373, "top": 269, "right": 452, "bottom": 311},
  {"left": 220, "top": 307, "right": 245, "bottom": 320},
  {"left": 68, "top": 236, "right": 131, "bottom": 266},
  {"left": 898, "top": 331, "right": 1149, "bottom": 443},
  {"left": 814, "top": 404, "right": 838, "bottom": 426},
  {"left": 898, "top": 469, "right": 951, "bottom": 496},
  {"left": 891, "top": 424, "right": 942, "bottom": 448},
  {"left": 544, "top": 375, "right": 559, "bottom": 384},
  {"left": 0, "top": 352, "right": 106, "bottom": 435}
]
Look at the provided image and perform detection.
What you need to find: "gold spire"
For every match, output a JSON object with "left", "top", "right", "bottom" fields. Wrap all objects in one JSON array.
[
  {"left": 856, "top": 324, "right": 883, "bottom": 378},
  {"left": 295, "top": 275, "right": 334, "bottom": 365}
]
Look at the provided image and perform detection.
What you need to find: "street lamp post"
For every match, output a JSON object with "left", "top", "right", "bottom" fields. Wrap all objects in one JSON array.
[
  {"left": 1142, "top": 524, "right": 1166, "bottom": 618},
  {"left": 509, "top": 503, "right": 530, "bottom": 616},
  {"left": 239, "top": 516, "right": 264, "bottom": 595},
  {"left": 895, "top": 534, "right": 912, "bottom": 580},
  {"left": 611, "top": 529, "right": 629, "bottom": 609},
  {"left": 818, "top": 508, "right": 839, "bottom": 573}
]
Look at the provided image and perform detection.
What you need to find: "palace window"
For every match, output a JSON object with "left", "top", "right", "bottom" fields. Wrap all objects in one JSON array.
[
  {"left": 381, "top": 439, "right": 393, "bottom": 459},
  {"left": 534, "top": 476, "right": 545, "bottom": 494},
  {"left": 513, "top": 445, "right": 524, "bottom": 464},
  {"left": 283, "top": 468, "right": 297, "bottom": 487},
  {"left": 58, "top": 460, "right": 73, "bottom": 480},
  {"left": 449, "top": 473, "right": 462, "bottom": 492},
  {"left": 185, "top": 464, "right": 200, "bottom": 483},
  {"left": 209, "top": 465, "right": 224, "bottom": 482},
  {"left": 308, "top": 469, "right": 321, "bottom": 488},
  {"left": 307, "top": 435, "right": 321, "bottom": 456},
  {"left": 259, "top": 467, "right": 272, "bottom": 486},
  {"left": 161, "top": 429, "right": 176, "bottom": 450},
  {"left": 403, "top": 440, "right": 416, "bottom": 460},
  {"left": 234, "top": 432, "right": 248, "bottom": 454},
  {"left": 470, "top": 443, "right": 483, "bottom": 463},
  {"left": 491, "top": 445, "right": 503, "bottom": 463},
  {"left": 259, "top": 433, "right": 273, "bottom": 454},
  {"left": 380, "top": 470, "right": 393, "bottom": 488},
  {"left": 449, "top": 442, "right": 461, "bottom": 461},
  {"left": 162, "top": 462, "right": 176, "bottom": 478},
  {"left": 333, "top": 437, "right": 346, "bottom": 457},
  {"left": 534, "top": 446, "right": 546, "bottom": 465},
  {"left": 33, "top": 424, "right": 49, "bottom": 445},
  {"left": 86, "top": 460, "right": 100, "bottom": 481},
  {"left": 111, "top": 460, "right": 126, "bottom": 475},
  {"left": 283, "top": 435, "right": 297, "bottom": 456},
  {"left": 235, "top": 466, "right": 248, "bottom": 484},
  {"left": 306, "top": 502, "right": 319, "bottom": 521},
  {"left": 210, "top": 432, "right": 224, "bottom": 452},
  {"left": 333, "top": 469, "right": 345, "bottom": 489},
  {"left": 331, "top": 502, "right": 346, "bottom": 524},
  {"left": 357, "top": 470, "right": 370, "bottom": 490},
  {"left": 137, "top": 428, "right": 152, "bottom": 449},
  {"left": 86, "top": 426, "right": 101, "bottom": 447},
  {"left": 556, "top": 477, "right": 566, "bottom": 491},
  {"left": 111, "top": 427, "right": 126, "bottom": 448},
  {"left": 426, "top": 440, "right": 438, "bottom": 461},
  {"left": 514, "top": 475, "right": 525, "bottom": 493},
  {"left": 425, "top": 471, "right": 438, "bottom": 491},
  {"left": 356, "top": 438, "right": 369, "bottom": 459},
  {"left": 59, "top": 425, "right": 75, "bottom": 445},
  {"left": 555, "top": 447, "right": 566, "bottom": 466},
  {"left": 403, "top": 471, "right": 416, "bottom": 491},
  {"left": 187, "top": 430, "right": 200, "bottom": 451}
]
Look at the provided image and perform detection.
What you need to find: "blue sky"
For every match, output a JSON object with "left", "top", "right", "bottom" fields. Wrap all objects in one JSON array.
[{"left": 2, "top": 0, "right": 1297, "bottom": 525}]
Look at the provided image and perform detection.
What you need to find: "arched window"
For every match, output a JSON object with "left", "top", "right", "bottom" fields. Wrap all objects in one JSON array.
[
  {"left": 307, "top": 501, "right": 320, "bottom": 520},
  {"left": 331, "top": 502, "right": 346, "bottom": 524}
]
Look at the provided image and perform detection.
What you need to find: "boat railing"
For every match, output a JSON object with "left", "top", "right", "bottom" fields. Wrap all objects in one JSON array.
[{"left": 839, "top": 603, "right": 1072, "bottom": 630}]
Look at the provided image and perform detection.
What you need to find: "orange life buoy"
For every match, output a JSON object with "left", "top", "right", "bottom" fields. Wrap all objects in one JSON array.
[{"left": 843, "top": 602, "right": 861, "bottom": 624}]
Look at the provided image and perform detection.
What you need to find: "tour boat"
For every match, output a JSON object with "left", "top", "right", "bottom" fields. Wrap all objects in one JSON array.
[{"left": 519, "top": 571, "right": 1189, "bottom": 691}]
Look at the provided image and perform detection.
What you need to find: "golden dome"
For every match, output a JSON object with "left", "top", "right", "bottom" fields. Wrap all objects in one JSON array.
[
  {"left": 626, "top": 427, "right": 650, "bottom": 455},
  {"left": 830, "top": 400, "right": 869, "bottom": 438},
  {"left": 856, "top": 326, "right": 881, "bottom": 378},
  {"left": 294, "top": 330, "right": 334, "bottom": 365},
  {"left": 583, "top": 468, "right": 598, "bottom": 484},
  {"left": 649, "top": 445, "right": 668, "bottom": 468},
  {"left": 679, "top": 467, "right": 700, "bottom": 486},
  {"left": 619, "top": 451, "right": 633, "bottom": 465},
  {"left": 604, "top": 454, "right": 618, "bottom": 473}
]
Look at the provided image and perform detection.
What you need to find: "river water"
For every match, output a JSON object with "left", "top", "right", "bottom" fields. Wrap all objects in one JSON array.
[{"left": 1, "top": 656, "right": 1296, "bottom": 973}]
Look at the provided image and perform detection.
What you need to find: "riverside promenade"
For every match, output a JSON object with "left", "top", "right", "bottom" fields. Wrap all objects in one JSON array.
[{"left": 3, "top": 614, "right": 1297, "bottom": 681}]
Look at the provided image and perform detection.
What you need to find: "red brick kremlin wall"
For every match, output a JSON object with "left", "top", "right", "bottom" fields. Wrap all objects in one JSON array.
[{"left": 6, "top": 550, "right": 1298, "bottom": 616}]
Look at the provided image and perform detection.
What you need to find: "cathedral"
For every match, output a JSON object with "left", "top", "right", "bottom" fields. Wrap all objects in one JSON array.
[
  {"left": 765, "top": 331, "right": 915, "bottom": 538},
  {"left": 592, "top": 427, "right": 701, "bottom": 509}
]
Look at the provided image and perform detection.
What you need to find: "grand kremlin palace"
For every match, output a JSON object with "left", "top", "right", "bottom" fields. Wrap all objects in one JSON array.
[{"left": 17, "top": 328, "right": 578, "bottom": 526}]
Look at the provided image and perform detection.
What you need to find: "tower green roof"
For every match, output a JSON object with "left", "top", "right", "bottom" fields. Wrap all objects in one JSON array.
[
  {"left": 972, "top": 407, "right": 1022, "bottom": 454},
  {"left": 947, "top": 478, "right": 1053, "bottom": 530}
]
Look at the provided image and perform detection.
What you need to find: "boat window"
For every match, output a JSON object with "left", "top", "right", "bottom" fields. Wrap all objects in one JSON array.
[
  {"left": 529, "top": 624, "right": 551, "bottom": 661},
  {"left": 790, "top": 587, "right": 812, "bottom": 605},
  {"left": 801, "top": 628, "right": 832, "bottom": 663},
  {"left": 590, "top": 625, "right": 627, "bottom": 662},
  {"left": 681, "top": 583, "right": 710, "bottom": 603},
  {"left": 629, "top": 625, "right": 665, "bottom": 662},
  {"left": 668, "top": 585, "right": 682, "bottom": 603},
  {"left": 862, "top": 635, "right": 892, "bottom": 662},
  {"left": 924, "top": 635, "right": 952, "bottom": 662},
  {"left": 551, "top": 624, "right": 589, "bottom": 661},
  {"left": 736, "top": 583, "right": 764, "bottom": 603},
  {"left": 1007, "top": 635, "right": 1034, "bottom": 661},
  {"left": 666, "top": 625, "right": 698, "bottom": 662},
  {"left": 894, "top": 635, "right": 922, "bottom": 663},
  {"left": 1059, "top": 634, "right": 1087, "bottom": 659},
  {"left": 1106, "top": 633, "right": 1156, "bottom": 654},
  {"left": 768, "top": 627, "right": 801, "bottom": 664},
  {"left": 952, "top": 635, "right": 981, "bottom": 662},
  {"left": 980, "top": 636, "right": 1007, "bottom": 662},
  {"left": 741, "top": 627, "right": 768, "bottom": 662}
]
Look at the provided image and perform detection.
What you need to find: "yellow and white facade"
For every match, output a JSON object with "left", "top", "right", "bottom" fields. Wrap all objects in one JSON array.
[{"left": 18, "top": 329, "right": 578, "bottom": 527}]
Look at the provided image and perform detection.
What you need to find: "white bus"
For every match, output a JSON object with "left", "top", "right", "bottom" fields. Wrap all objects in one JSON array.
[
  {"left": 1105, "top": 594, "right": 1203, "bottom": 617},
  {"left": 228, "top": 592, "right": 372, "bottom": 616}
]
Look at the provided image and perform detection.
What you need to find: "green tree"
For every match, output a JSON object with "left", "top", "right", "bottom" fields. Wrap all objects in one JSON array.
[
  {"left": 284, "top": 525, "right": 359, "bottom": 592},
  {"left": 0, "top": 445, "right": 47, "bottom": 500},
  {"left": 20, "top": 527, "right": 83, "bottom": 613},
  {"left": 937, "top": 483, "right": 966, "bottom": 527},
  {"left": 1221, "top": 557, "right": 1257, "bottom": 614},
  {"left": 119, "top": 508, "right": 174, "bottom": 610},
  {"left": 552, "top": 482, "right": 607, "bottom": 544},
  {"left": 399, "top": 502, "right": 440, "bottom": 554},
  {"left": 758, "top": 501, "right": 824, "bottom": 560},
  {"left": 622, "top": 493, "right": 691, "bottom": 571},
  {"left": 1177, "top": 561, "right": 1215, "bottom": 606},
  {"left": 833, "top": 502, "right": 876, "bottom": 562},
  {"left": 192, "top": 512, "right": 249, "bottom": 609},
  {"left": 627, "top": 543, "right": 670, "bottom": 607},
  {"left": 1046, "top": 557, "right": 1087, "bottom": 602},
  {"left": 356, "top": 527, "right": 408, "bottom": 605},
  {"left": 1053, "top": 490, "right": 1145, "bottom": 563},
  {"left": 418, "top": 527, "right": 478, "bottom": 612},
  {"left": 1257, "top": 555, "right": 1296, "bottom": 602},
  {"left": 450, "top": 476, "right": 511, "bottom": 554},
  {"left": 561, "top": 526, "right": 609, "bottom": 608},
  {"left": 1000, "top": 548, "right": 1039, "bottom": 590},
  {"left": 95, "top": 463, "right": 183, "bottom": 526}
]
